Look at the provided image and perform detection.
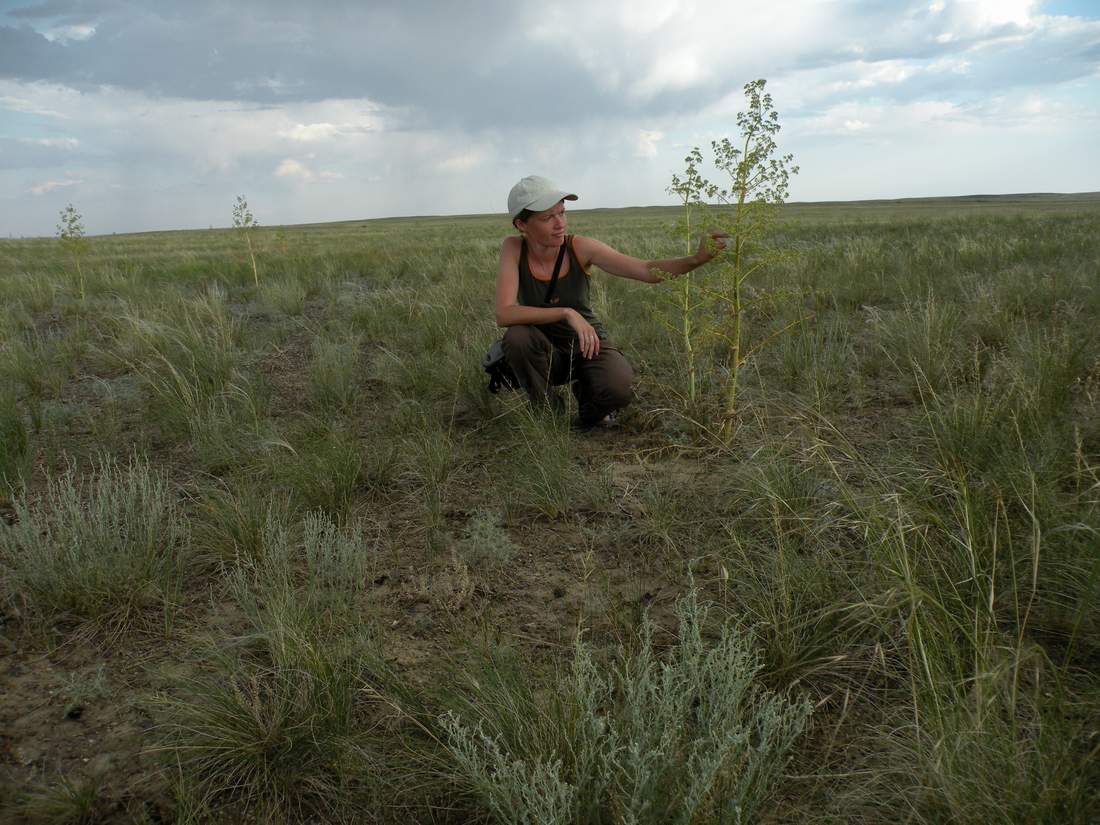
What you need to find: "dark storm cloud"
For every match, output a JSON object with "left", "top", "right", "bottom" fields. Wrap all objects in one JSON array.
[
  {"left": 0, "top": 1, "right": 930, "bottom": 125},
  {"left": 1, "top": 0, "right": 645, "bottom": 126},
  {"left": 1, "top": 1, "right": 1097, "bottom": 128}
]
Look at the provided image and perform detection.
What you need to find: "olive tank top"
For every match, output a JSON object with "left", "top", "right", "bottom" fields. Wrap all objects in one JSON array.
[{"left": 517, "top": 235, "right": 605, "bottom": 341}]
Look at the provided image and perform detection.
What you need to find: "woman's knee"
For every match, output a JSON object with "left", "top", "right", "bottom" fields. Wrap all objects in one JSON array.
[{"left": 591, "top": 354, "right": 634, "bottom": 409}]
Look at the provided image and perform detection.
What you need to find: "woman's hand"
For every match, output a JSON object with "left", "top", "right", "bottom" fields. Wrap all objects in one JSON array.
[
  {"left": 566, "top": 309, "right": 601, "bottom": 359},
  {"left": 697, "top": 231, "right": 730, "bottom": 262}
]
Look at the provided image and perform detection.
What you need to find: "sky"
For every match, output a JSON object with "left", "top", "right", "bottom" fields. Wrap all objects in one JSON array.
[{"left": 1, "top": 0, "right": 1098, "bottom": 237}]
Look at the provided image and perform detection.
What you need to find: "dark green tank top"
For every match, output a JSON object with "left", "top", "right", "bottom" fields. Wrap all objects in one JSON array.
[{"left": 517, "top": 235, "right": 605, "bottom": 341}]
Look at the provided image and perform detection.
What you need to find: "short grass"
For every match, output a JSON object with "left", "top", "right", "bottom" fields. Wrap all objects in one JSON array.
[{"left": 1, "top": 193, "right": 1098, "bottom": 823}]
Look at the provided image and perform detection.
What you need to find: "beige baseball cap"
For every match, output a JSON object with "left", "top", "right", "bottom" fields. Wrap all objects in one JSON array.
[{"left": 507, "top": 175, "right": 578, "bottom": 220}]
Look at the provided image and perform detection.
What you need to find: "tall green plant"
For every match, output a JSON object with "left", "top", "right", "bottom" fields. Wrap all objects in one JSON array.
[
  {"left": 712, "top": 79, "right": 798, "bottom": 422},
  {"left": 666, "top": 148, "right": 716, "bottom": 404},
  {"left": 56, "top": 203, "right": 89, "bottom": 300},
  {"left": 232, "top": 195, "right": 261, "bottom": 287},
  {"left": 668, "top": 79, "right": 798, "bottom": 427}
]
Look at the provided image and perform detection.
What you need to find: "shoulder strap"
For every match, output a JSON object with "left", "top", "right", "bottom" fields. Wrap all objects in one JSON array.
[{"left": 543, "top": 239, "right": 568, "bottom": 305}]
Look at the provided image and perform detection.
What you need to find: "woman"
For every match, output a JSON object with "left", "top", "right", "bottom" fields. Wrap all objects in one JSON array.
[{"left": 496, "top": 175, "right": 723, "bottom": 429}]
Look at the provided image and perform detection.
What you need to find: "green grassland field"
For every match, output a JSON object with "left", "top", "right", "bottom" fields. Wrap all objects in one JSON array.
[{"left": 1, "top": 193, "right": 1099, "bottom": 823}]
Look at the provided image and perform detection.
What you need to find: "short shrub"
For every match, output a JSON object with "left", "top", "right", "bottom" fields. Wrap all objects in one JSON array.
[
  {"left": 441, "top": 588, "right": 813, "bottom": 824},
  {"left": 457, "top": 507, "right": 516, "bottom": 570}
]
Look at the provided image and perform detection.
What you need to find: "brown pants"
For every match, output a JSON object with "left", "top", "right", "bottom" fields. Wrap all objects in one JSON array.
[{"left": 502, "top": 325, "right": 634, "bottom": 426}]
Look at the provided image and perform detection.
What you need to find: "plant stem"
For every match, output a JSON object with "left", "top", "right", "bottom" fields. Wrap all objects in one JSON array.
[
  {"left": 682, "top": 204, "right": 696, "bottom": 403},
  {"left": 75, "top": 254, "right": 85, "bottom": 302},
  {"left": 723, "top": 132, "right": 753, "bottom": 426},
  {"left": 246, "top": 232, "right": 259, "bottom": 287}
]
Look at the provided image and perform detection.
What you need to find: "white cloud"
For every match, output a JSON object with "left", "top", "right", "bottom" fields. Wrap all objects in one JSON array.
[
  {"left": 795, "top": 99, "right": 965, "bottom": 138},
  {"left": 951, "top": 0, "right": 1039, "bottom": 29},
  {"left": 273, "top": 159, "right": 346, "bottom": 182},
  {"left": 632, "top": 51, "right": 706, "bottom": 98},
  {"left": 635, "top": 129, "right": 664, "bottom": 158},
  {"left": 0, "top": 95, "right": 67, "bottom": 119},
  {"left": 0, "top": 81, "right": 395, "bottom": 177},
  {"left": 438, "top": 151, "right": 484, "bottom": 173},
  {"left": 278, "top": 121, "right": 375, "bottom": 142},
  {"left": 19, "top": 137, "right": 80, "bottom": 149},
  {"left": 28, "top": 178, "right": 83, "bottom": 196},
  {"left": 274, "top": 159, "right": 315, "bottom": 180},
  {"left": 42, "top": 24, "right": 97, "bottom": 43}
]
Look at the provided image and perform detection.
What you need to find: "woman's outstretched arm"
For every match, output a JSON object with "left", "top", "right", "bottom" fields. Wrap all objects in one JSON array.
[{"left": 574, "top": 233, "right": 726, "bottom": 284}]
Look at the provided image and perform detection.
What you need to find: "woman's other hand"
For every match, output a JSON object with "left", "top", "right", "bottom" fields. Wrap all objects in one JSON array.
[{"left": 566, "top": 309, "right": 601, "bottom": 359}]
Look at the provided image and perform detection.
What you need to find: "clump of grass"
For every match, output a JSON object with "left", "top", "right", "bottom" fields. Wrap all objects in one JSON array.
[
  {"left": 1003, "top": 323, "right": 1090, "bottom": 419},
  {"left": 0, "top": 394, "right": 29, "bottom": 490},
  {"left": 160, "top": 627, "right": 372, "bottom": 821},
  {"left": 457, "top": 507, "right": 516, "bottom": 570},
  {"left": 400, "top": 423, "right": 455, "bottom": 542},
  {"left": 115, "top": 286, "right": 240, "bottom": 432},
  {"left": 0, "top": 328, "right": 77, "bottom": 431},
  {"left": 191, "top": 480, "right": 294, "bottom": 567},
  {"left": 0, "top": 272, "right": 57, "bottom": 313},
  {"left": 308, "top": 332, "right": 362, "bottom": 412},
  {"left": 886, "top": 679, "right": 1099, "bottom": 824},
  {"left": 806, "top": 412, "right": 1100, "bottom": 823},
  {"left": 237, "top": 511, "right": 376, "bottom": 620},
  {"left": 496, "top": 410, "right": 611, "bottom": 519},
  {"left": 270, "top": 426, "right": 364, "bottom": 521},
  {"left": 56, "top": 663, "right": 110, "bottom": 720},
  {"left": 187, "top": 379, "right": 273, "bottom": 474},
  {"left": 161, "top": 514, "right": 400, "bottom": 822},
  {"left": 776, "top": 313, "right": 854, "bottom": 409},
  {"left": 257, "top": 274, "right": 306, "bottom": 315},
  {"left": 0, "top": 454, "right": 187, "bottom": 636},
  {"left": 3, "top": 770, "right": 108, "bottom": 825},
  {"left": 440, "top": 588, "right": 813, "bottom": 824},
  {"left": 630, "top": 470, "right": 707, "bottom": 556},
  {"left": 875, "top": 294, "right": 968, "bottom": 395}
]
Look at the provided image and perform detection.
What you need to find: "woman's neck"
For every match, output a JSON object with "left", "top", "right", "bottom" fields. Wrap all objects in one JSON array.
[{"left": 526, "top": 236, "right": 562, "bottom": 261}]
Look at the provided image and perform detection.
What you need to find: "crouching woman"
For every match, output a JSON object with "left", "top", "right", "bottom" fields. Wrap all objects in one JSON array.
[{"left": 495, "top": 175, "right": 724, "bottom": 429}]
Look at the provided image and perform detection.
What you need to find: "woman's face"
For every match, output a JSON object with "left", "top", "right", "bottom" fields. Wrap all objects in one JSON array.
[{"left": 517, "top": 201, "right": 567, "bottom": 247}]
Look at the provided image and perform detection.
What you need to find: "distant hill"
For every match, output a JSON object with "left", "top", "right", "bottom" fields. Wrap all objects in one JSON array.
[{"left": 793, "top": 192, "right": 1100, "bottom": 208}]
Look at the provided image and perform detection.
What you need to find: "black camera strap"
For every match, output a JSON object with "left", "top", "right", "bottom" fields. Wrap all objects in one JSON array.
[{"left": 543, "top": 240, "right": 568, "bottom": 305}]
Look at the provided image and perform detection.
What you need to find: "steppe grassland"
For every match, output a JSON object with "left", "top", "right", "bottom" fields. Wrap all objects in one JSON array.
[{"left": 1, "top": 195, "right": 1098, "bottom": 823}]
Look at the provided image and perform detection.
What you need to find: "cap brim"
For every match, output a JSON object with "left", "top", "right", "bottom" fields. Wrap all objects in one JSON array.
[{"left": 524, "top": 191, "right": 579, "bottom": 213}]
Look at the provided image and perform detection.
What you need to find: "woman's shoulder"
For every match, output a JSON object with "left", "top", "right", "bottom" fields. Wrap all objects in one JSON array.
[
  {"left": 569, "top": 234, "right": 598, "bottom": 253},
  {"left": 569, "top": 234, "right": 598, "bottom": 268}
]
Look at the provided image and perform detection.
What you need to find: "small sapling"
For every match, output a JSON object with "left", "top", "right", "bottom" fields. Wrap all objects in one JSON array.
[
  {"left": 56, "top": 203, "right": 89, "bottom": 300},
  {"left": 232, "top": 195, "right": 261, "bottom": 287}
]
